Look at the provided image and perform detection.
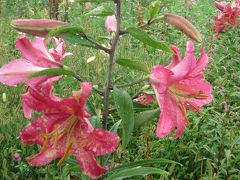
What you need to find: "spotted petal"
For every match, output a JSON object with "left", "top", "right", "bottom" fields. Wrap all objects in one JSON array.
[{"left": 74, "top": 149, "right": 108, "bottom": 179}]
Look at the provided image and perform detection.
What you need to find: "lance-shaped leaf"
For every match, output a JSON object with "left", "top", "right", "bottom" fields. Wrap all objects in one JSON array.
[
  {"left": 164, "top": 14, "right": 202, "bottom": 43},
  {"left": 149, "top": 0, "right": 161, "bottom": 20},
  {"left": 49, "top": 25, "right": 84, "bottom": 36},
  {"left": 127, "top": 27, "right": 172, "bottom": 53},
  {"left": 113, "top": 88, "right": 134, "bottom": 149},
  {"left": 28, "top": 66, "right": 74, "bottom": 79},
  {"left": 116, "top": 58, "right": 150, "bottom": 73},
  {"left": 110, "top": 120, "right": 122, "bottom": 133},
  {"left": 85, "top": 5, "right": 114, "bottom": 16},
  {"left": 134, "top": 108, "right": 159, "bottom": 130},
  {"left": 104, "top": 158, "right": 181, "bottom": 177},
  {"left": 105, "top": 167, "right": 169, "bottom": 180},
  {"left": 49, "top": 25, "right": 99, "bottom": 48}
]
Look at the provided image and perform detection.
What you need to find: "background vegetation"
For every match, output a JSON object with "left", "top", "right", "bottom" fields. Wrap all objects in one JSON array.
[{"left": 0, "top": 0, "right": 239, "bottom": 179}]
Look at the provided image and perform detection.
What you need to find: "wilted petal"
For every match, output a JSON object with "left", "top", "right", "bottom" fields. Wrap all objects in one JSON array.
[
  {"left": 74, "top": 149, "right": 108, "bottom": 179},
  {"left": 0, "top": 59, "right": 46, "bottom": 86},
  {"left": 84, "top": 128, "right": 120, "bottom": 156}
]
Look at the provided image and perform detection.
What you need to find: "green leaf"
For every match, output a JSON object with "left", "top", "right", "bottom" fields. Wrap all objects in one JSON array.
[
  {"left": 134, "top": 109, "right": 159, "bottom": 129},
  {"left": 113, "top": 88, "right": 134, "bottom": 149},
  {"left": 49, "top": 25, "right": 100, "bottom": 48},
  {"left": 105, "top": 167, "right": 169, "bottom": 180},
  {"left": 110, "top": 120, "right": 122, "bottom": 132},
  {"left": 89, "top": 116, "right": 102, "bottom": 128},
  {"left": 116, "top": 58, "right": 150, "bottom": 73},
  {"left": 49, "top": 25, "right": 84, "bottom": 36},
  {"left": 84, "top": 5, "right": 114, "bottom": 16},
  {"left": 28, "top": 67, "right": 74, "bottom": 79},
  {"left": 61, "top": 33, "right": 98, "bottom": 48},
  {"left": 127, "top": 27, "right": 172, "bottom": 53},
  {"left": 104, "top": 158, "right": 180, "bottom": 176},
  {"left": 86, "top": 101, "right": 97, "bottom": 115},
  {"left": 149, "top": 0, "right": 161, "bottom": 19}
]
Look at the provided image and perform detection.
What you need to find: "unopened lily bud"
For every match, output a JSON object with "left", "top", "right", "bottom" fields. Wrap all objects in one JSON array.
[
  {"left": 13, "top": 153, "right": 21, "bottom": 162},
  {"left": 214, "top": 1, "right": 227, "bottom": 11},
  {"left": 105, "top": 15, "right": 117, "bottom": 33},
  {"left": 164, "top": 14, "right": 202, "bottom": 43},
  {"left": 11, "top": 19, "right": 67, "bottom": 37}
]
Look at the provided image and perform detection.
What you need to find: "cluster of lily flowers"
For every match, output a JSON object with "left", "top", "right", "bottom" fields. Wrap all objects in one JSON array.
[
  {"left": 0, "top": 34, "right": 120, "bottom": 178},
  {"left": 0, "top": 15, "right": 213, "bottom": 179},
  {"left": 213, "top": 0, "right": 240, "bottom": 34}
]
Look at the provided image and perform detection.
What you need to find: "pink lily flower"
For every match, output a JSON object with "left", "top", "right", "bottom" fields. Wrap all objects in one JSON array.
[
  {"left": 150, "top": 40, "right": 213, "bottom": 138},
  {"left": 135, "top": 94, "right": 155, "bottom": 105},
  {"left": 20, "top": 82, "right": 120, "bottom": 179},
  {"left": 0, "top": 34, "right": 71, "bottom": 86},
  {"left": 105, "top": 15, "right": 117, "bottom": 33},
  {"left": 213, "top": 1, "right": 240, "bottom": 34}
]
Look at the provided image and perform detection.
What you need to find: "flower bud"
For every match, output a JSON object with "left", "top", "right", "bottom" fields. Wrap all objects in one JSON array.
[
  {"left": 13, "top": 153, "right": 21, "bottom": 162},
  {"left": 11, "top": 19, "right": 67, "bottom": 37},
  {"left": 214, "top": 1, "right": 227, "bottom": 11},
  {"left": 164, "top": 13, "right": 202, "bottom": 42},
  {"left": 105, "top": 15, "right": 117, "bottom": 33}
]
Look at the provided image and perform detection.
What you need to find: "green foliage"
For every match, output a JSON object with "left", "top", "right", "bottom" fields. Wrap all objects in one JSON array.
[
  {"left": 113, "top": 88, "right": 135, "bottom": 150},
  {"left": 116, "top": 58, "right": 150, "bottom": 73},
  {"left": 0, "top": 0, "right": 240, "bottom": 179},
  {"left": 134, "top": 108, "right": 159, "bottom": 129},
  {"left": 84, "top": 5, "right": 114, "bottom": 17},
  {"left": 28, "top": 66, "right": 74, "bottom": 78},
  {"left": 149, "top": 0, "right": 161, "bottom": 20},
  {"left": 127, "top": 27, "right": 172, "bottom": 53},
  {"left": 105, "top": 167, "right": 168, "bottom": 180}
]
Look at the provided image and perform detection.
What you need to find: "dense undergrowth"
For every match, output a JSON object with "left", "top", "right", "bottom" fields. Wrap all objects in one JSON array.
[{"left": 0, "top": 0, "right": 239, "bottom": 179}]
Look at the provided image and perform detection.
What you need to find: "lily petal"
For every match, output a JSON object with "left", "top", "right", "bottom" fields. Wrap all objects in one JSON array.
[
  {"left": 170, "top": 41, "right": 195, "bottom": 82},
  {"left": 0, "top": 59, "right": 46, "bottom": 86},
  {"left": 26, "top": 142, "right": 64, "bottom": 166},
  {"left": 156, "top": 93, "right": 177, "bottom": 138},
  {"left": 74, "top": 149, "right": 108, "bottom": 179},
  {"left": 167, "top": 45, "right": 181, "bottom": 69},
  {"left": 84, "top": 128, "right": 120, "bottom": 156},
  {"left": 16, "top": 35, "right": 60, "bottom": 67}
]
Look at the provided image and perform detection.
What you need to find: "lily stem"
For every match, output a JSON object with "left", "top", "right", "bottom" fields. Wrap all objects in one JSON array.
[{"left": 102, "top": 0, "right": 121, "bottom": 129}]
